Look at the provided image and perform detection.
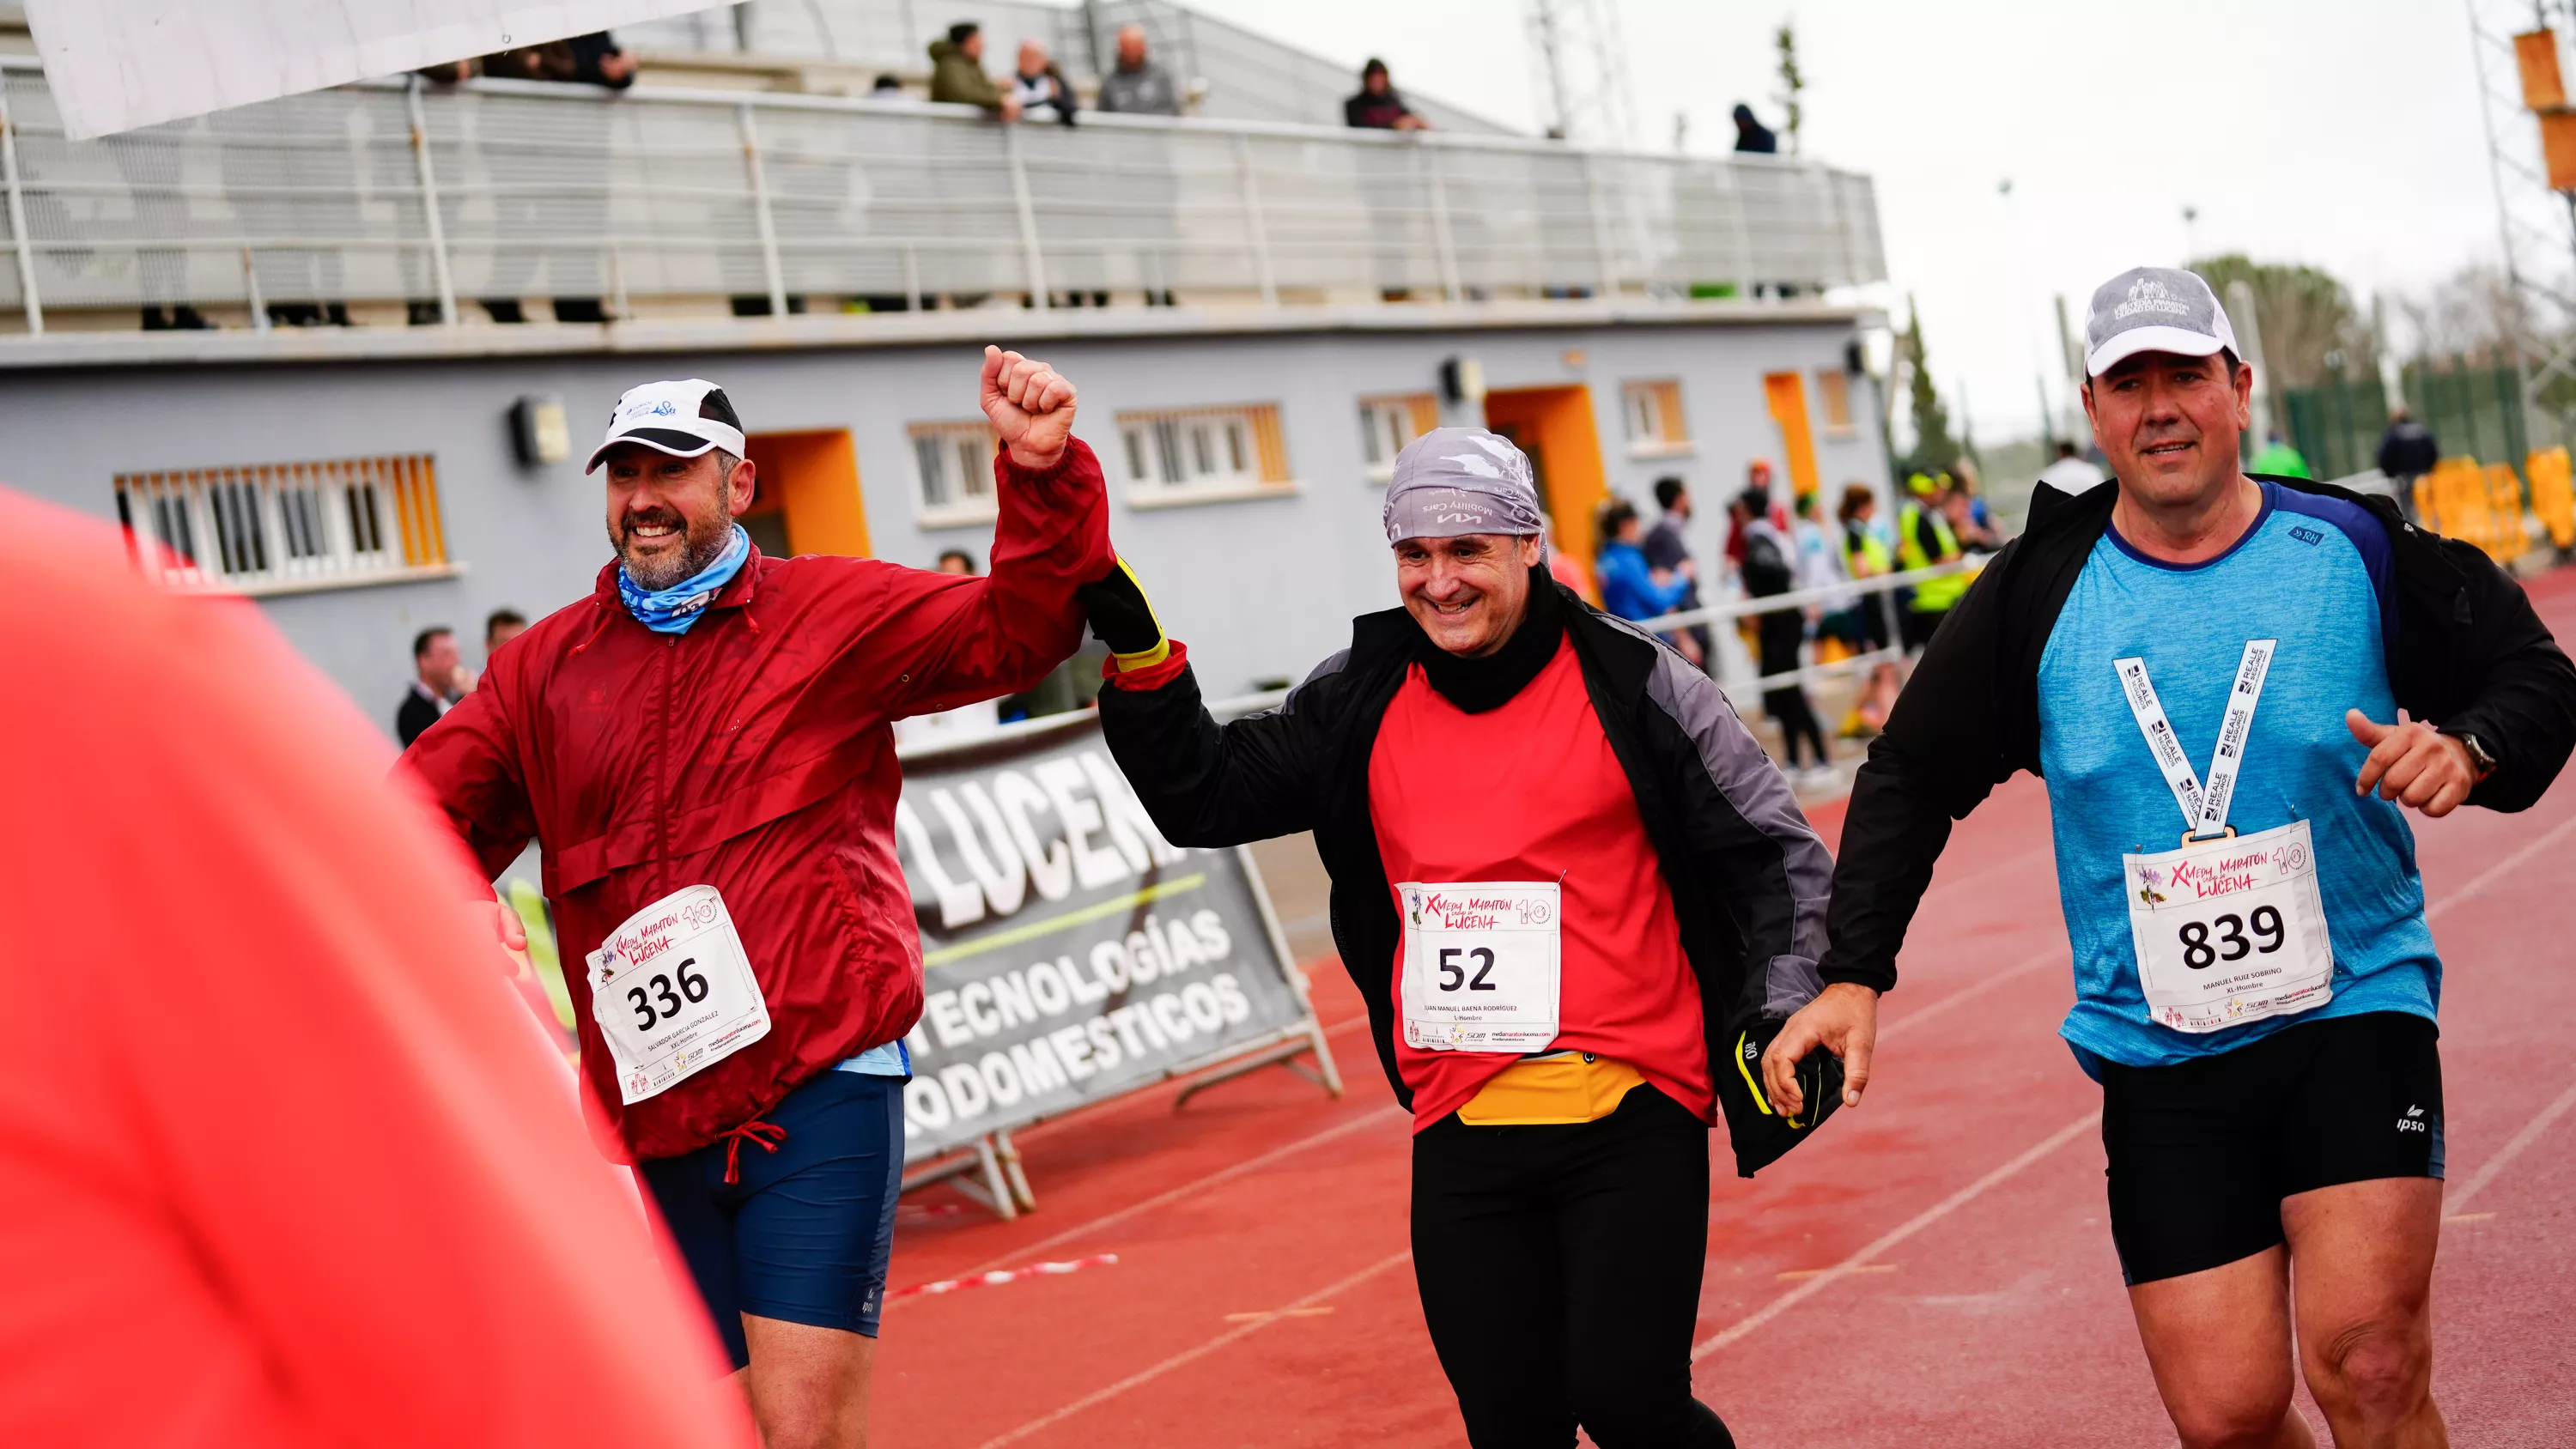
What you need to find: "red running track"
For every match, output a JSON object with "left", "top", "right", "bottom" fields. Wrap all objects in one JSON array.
[{"left": 877, "top": 567, "right": 2576, "bottom": 1449}]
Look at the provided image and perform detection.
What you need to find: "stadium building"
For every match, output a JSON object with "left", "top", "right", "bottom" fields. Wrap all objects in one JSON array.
[{"left": 0, "top": 0, "right": 1893, "bottom": 716}]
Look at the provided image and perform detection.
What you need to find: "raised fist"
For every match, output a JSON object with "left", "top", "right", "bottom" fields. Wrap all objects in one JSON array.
[{"left": 981, "top": 345, "right": 1077, "bottom": 470}]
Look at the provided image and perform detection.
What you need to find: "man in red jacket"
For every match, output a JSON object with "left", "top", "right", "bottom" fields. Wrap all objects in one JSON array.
[{"left": 403, "top": 345, "right": 1110, "bottom": 1448}]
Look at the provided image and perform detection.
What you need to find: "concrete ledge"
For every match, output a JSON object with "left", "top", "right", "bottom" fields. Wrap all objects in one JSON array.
[{"left": 0, "top": 298, "right": 1879, "bottom": 373}]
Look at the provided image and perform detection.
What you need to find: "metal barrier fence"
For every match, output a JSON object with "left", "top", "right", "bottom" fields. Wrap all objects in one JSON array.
[
  {"left": 0, "top": 56, "right": 1885, "bottom": 331},
  {"left": 1163, "top": 556, "right": 1982, "bottom": 728},
  {"left": 1638, "top": 555, "right": 1981, "bottom": 699}
]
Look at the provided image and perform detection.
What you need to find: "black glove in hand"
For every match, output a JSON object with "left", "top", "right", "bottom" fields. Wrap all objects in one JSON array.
[{"left": 1078, "top": 555, "right": 1169, "bottom": 664}]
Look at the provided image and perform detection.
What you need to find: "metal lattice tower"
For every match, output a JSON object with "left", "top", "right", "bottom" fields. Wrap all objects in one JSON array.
[
  {"left": 2465, "top": 0, "right": 2576, "bottom": 447},
  {"left": 1523, "top": 0, "right": 1637, "bottom": 147}
]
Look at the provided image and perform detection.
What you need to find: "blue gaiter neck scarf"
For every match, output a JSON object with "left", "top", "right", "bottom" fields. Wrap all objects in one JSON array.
[{"left": 617, "top": 523, "right": 750, "bottom": 634}]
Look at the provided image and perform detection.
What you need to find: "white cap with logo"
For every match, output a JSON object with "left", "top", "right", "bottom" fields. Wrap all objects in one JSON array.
[
  {"left": 586, "top": 379, "right": 748, "bottom": 474},
  {"left": 2082, "top": 267, "right": 2239, "bottom": 379}
]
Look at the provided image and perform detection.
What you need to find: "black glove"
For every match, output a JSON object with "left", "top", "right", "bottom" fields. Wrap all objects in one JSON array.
[
  {"left": 1712, "top": 1016, "right": 1846, "bottom": 1179},
  {"left": 1077, "top": 555, "right": 1170, "bottom": 666}
]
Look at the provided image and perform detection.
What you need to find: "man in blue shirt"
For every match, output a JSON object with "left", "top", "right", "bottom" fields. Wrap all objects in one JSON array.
[{"left": 1771, "top": 267, "right": 2576, "bottom": 1449}]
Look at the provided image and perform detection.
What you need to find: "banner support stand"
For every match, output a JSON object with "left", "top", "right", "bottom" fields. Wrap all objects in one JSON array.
[{"left": 1175, "top": 843, "right": 1346, "bottom": 1109}]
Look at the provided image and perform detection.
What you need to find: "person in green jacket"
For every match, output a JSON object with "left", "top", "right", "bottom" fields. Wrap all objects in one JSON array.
[
  {"left": 928, "top": 22, "right": 1020, "bottom": 118},
  {"left": 1895, "top": 471, "right": 1969, "bottom": 652},
  {"left": 2250, "top": 431, "right": 2312, "bottom": 479}
]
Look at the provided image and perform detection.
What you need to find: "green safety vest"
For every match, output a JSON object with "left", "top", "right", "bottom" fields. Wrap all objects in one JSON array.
[
  {"left": 1842, "top": 524, "right": 1892, "bottom": 579},
  {"left": 1898, "top": 503, "right": 1970, "bottom": 613}
]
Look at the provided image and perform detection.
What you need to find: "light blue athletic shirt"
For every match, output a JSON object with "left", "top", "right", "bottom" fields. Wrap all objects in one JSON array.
[
  {"left": 2036, "top": 480, "right": 2439, "bottom": 1071},
  {"left": 837, "top": 1041, "right": 911, "bottom": 1076}
]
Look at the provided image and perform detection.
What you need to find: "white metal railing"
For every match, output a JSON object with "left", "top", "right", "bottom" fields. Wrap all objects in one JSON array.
[
  {"left": 1180, "top": 555, "right": 1986, "bottom": 720},
  {"left": 0, "top": 56, "right": 1885, "bottom": 334},
  {"left": 1641, "top": 555, "right": 1985, "bottom": 699}
]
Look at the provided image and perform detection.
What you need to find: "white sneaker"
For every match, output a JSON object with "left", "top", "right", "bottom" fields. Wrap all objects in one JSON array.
[{"left": 1795, "top": 764, "right": 1840, "bottom": 791}]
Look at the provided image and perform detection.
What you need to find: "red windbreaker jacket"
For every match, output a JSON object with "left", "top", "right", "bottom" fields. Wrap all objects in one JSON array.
[{"left": 404, "top": 441, "right": 1111, "bottom": 1160}]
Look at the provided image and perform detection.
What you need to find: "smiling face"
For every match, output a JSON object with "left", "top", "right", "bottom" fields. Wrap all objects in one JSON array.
[
  {"left": 1394, "top": 531, "right": 1545, "bottom": 658},
  {"left": 601, "top": 444, "right": 754, "bottom": 591},
  {"left": 2083, "top": 349, "right": 2251, "bottom": 512}
]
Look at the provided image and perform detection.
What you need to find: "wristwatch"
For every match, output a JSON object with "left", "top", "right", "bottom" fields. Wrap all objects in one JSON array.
[{"left": 2444, "top": 730, "right": 2499, "bottom": 781}]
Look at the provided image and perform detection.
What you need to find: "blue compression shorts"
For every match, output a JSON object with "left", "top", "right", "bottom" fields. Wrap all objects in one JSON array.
[{"left": 641, "top": 1069, "right": 905, "bottom": 1369}]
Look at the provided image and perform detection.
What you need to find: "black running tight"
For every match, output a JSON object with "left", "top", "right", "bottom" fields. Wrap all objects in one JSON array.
[{"left": 1411, "top": 1087, "right": 1737, "bottom": 1449}]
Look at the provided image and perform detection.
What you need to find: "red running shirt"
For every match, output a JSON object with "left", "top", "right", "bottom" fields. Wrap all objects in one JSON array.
[
  {"left": 1368, "top": 637, "right": 1713, "bottom": 1130},
  {"left": 0, "top": 491, "right": 750, "bottom": 1447}
]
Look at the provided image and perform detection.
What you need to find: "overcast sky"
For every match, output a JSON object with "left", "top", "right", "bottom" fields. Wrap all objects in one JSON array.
[{"left": 1188, "top": 0, "right": 2510, "bottom": 442}]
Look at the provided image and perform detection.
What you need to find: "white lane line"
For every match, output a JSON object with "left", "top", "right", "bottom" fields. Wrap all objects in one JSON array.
[
  {"left": 910, "top": 1102, "right": 1410, "bottom": 1291},
  {"left": 2446, "top": 1074, "right": 2576, "bottom": 1216},
  {"left": 1689, "top": 1111, "right": 2099, "bottom": 1362},
  {"left": 975, "top": 1248, "right": 1415, "bottom": 1448},
  {"left": 1683, "top": 750, "right": 2576, "bottom": 1358},
  {"left": 2423, "top": 813, "right": 2576, "bottom": 923},
  {"left": 1877, "top": 946, "right": 2064, "bottom": 1044}
]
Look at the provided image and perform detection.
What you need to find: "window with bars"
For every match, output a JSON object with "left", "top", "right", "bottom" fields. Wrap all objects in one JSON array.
[
  {"left": 1620, "top": 379, "right": 1692, "bottom": 457},
  {"left": 1115, "top": 404, "right": 1293, "bottom": 506},
  {"left": 115, "top": 456, "right": 450, "bottom": 594},
  {"left": 1358, "top": 393, "right": 1442, "bottom": 483},
  {"left": 908, "top": 421, "right": 1001, "bottom": 526}
]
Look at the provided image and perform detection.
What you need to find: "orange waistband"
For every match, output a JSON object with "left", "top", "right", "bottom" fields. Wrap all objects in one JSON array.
[{"left": 1457, "top": 1052, "right": 1645, "bottom": 1126}]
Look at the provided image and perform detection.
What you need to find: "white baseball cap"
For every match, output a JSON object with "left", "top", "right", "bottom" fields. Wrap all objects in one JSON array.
[
  {"left": 2082, "top": 266, "right": 2240, "bottom": 378},
  {"left": 585, "top": 379, "right": 748, "bottom": 474}
]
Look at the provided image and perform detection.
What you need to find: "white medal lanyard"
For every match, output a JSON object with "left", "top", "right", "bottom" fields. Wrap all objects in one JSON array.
[{"left": 2112, "top": 640, "right": 2277, "bottom": 843}]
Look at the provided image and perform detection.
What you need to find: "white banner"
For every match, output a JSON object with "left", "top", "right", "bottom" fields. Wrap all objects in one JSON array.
[
  {"left": 24, "top": 0, "right": 712, "bottom": 139},
  {"left": 890, "top": 712, "right": 1334, "bottom": 1163}
]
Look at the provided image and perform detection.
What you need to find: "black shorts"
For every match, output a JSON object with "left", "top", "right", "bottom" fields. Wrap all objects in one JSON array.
[{"left": 2099, "top": 1010, "right": 2444, "bottom": 1286}]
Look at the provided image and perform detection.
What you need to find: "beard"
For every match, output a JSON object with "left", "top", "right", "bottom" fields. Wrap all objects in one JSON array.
[{"left": 613, "top": 504, "right": 736, "bottom": 591}]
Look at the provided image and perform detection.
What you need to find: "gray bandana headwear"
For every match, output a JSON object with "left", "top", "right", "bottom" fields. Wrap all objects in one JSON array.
[{"left": 1382, "top": 427, "right": 1545, "bottom": 543}]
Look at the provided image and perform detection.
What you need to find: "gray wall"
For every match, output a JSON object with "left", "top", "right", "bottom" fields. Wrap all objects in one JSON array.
[{"left": 0, "top": 318, "right": 1885, "bottom": 733}]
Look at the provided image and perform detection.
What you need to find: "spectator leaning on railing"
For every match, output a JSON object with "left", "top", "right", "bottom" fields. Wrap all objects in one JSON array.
[
  {"left": 477, "top": 32, "right": 636, "bottom": 88},
  {"left": 1095, "top": 24, "right": 1181, "bottom": 116},
  {"left": 1008, "top": 41, "right": 1078, "bottom": 126},
  {"left": 1346, "top": 58, "right": 1428, "bottom": 130},
  {"left": 930, "top": 22, "right": 1021, "bottom": 120}
]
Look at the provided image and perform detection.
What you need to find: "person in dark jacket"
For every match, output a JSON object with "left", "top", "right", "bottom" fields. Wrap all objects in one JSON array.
[
  {"left": 1346, "top": 58, "right": 1428, "bottom": 130},
  {"left": 478, "top": 32, "right": 635, "bottom": 87},
  {"left": 1644, "top": 476, "right": 1716, "bottom": 670},
  {"left": 1080, "top": 426, "right": 1853, "bottom": 1449},
  {"left": 396, "top": 626, "right": 461, "bottom": 748},
  {"left": 1781, "top": 266, "right": 2576, "bottom": 1449},
  {"left": 1730, "top": 103, "right": 1777, "bottom": 154},
  {"left": 1735, "top": 487, "right": 1829, "bottom": 783},
  {"left": 2377, "top": 406, "right": 2438, "bottom": 522}
]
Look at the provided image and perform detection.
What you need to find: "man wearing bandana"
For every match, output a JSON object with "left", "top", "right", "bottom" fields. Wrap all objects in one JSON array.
[
  {"left": 400, "top": 347, "right": 1109, "bottom": 1449},
  {"left": 1081, "top": 427, "right": 1857, "bottom": 1447}
]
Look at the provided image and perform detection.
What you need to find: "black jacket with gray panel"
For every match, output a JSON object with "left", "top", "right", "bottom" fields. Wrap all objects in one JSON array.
[{"left": 1096, "top": 582, "right": 1842, "bottom": 1177}]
